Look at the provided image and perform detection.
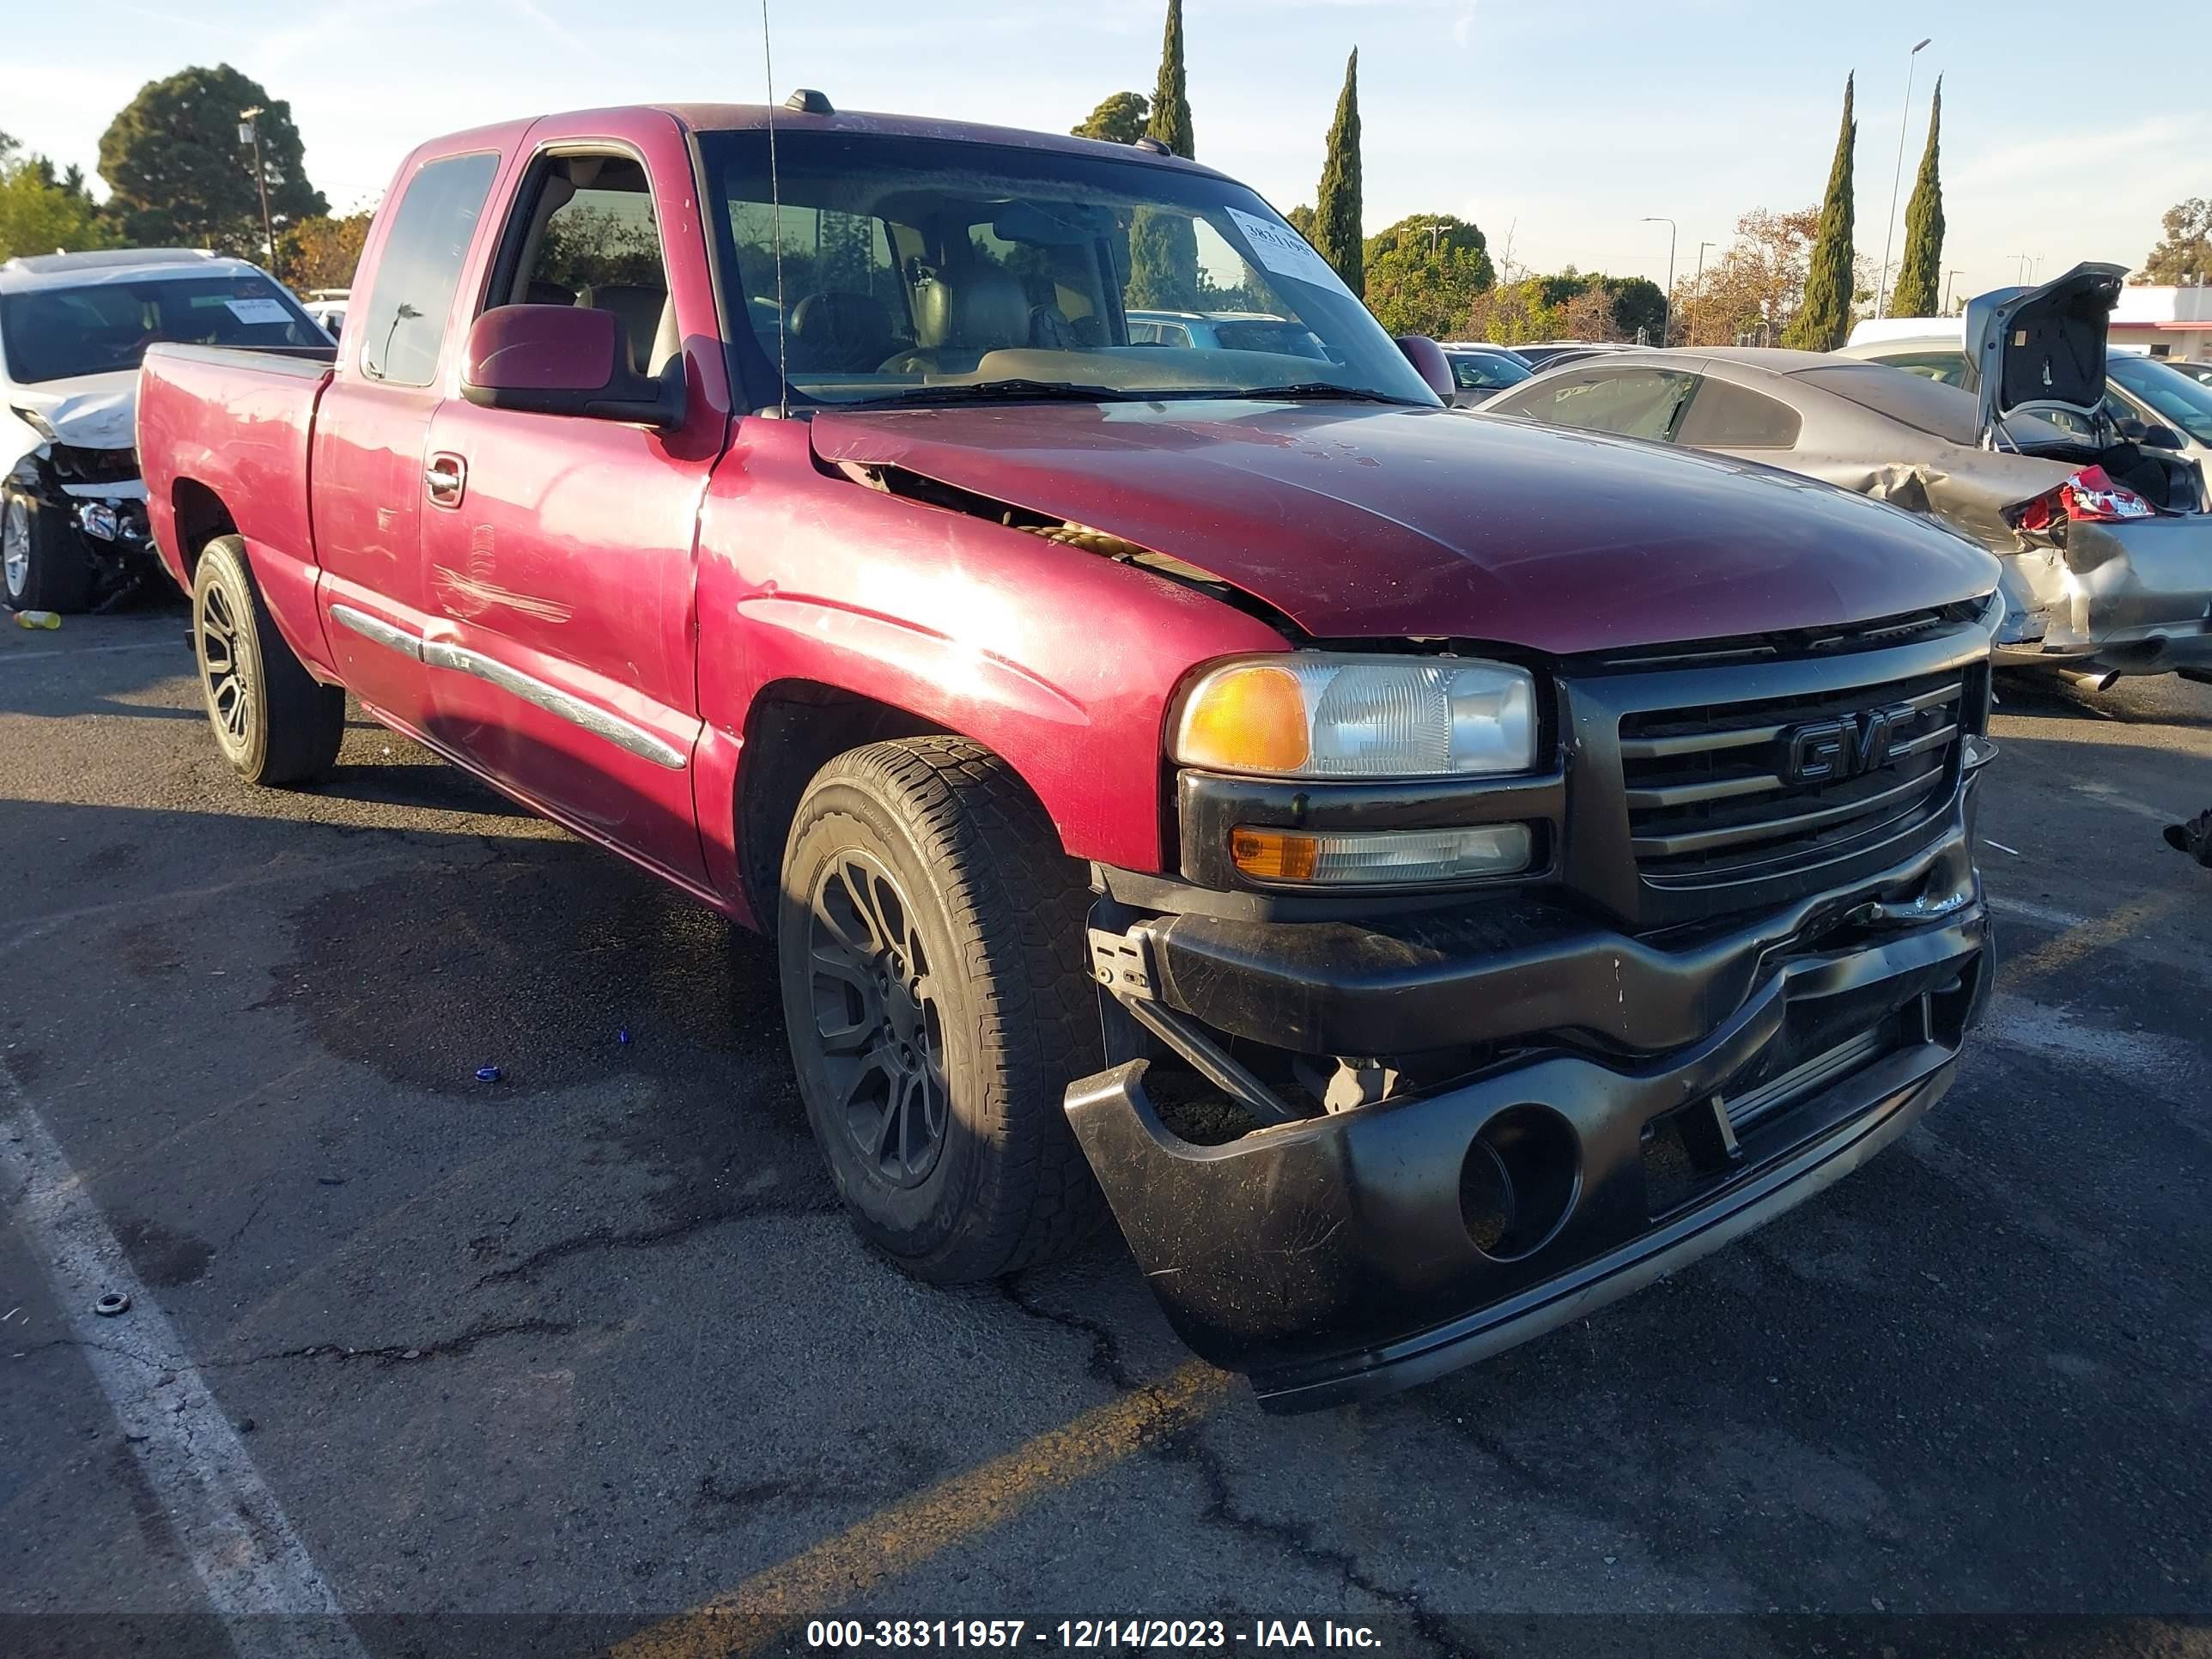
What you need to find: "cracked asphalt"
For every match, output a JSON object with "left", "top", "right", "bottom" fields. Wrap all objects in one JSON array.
[{"left": 3, "top": 609, "right": 2209, "bottom": 1658}]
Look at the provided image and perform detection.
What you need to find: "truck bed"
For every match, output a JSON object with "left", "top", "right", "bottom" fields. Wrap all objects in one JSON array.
[{"left": 137, "top": 342, "right": 341, "bottom": 673}]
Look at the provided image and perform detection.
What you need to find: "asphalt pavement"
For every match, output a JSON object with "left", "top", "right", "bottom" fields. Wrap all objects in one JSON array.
[{"left": 2, "top": 608, "right": 2208, "bottom": 1659}]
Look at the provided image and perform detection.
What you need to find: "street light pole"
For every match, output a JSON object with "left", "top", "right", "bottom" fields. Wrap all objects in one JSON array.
[
  {"left": 1943, "top": 268, "right": 1963, "bottom": 313},
  {"left": 237, "top": 106, "right": 277, "bottom": 277},
  {"left": 1875, "top": 36, "right": 1932, "bottom": 319},
  {"left": 1641, "top": 216, "right": 1676, "bottom": 345},
  {"left": 1692, "top": 240, "right": 1714, "bottom": 345}
]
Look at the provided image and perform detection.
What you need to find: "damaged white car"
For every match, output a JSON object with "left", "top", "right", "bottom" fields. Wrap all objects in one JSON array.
[
  {"left": 1478, "top": 263, "right": 2212, "bottom": 685},
  {"left": 3, "top": 249, "right": 329, "bottom": 612}
]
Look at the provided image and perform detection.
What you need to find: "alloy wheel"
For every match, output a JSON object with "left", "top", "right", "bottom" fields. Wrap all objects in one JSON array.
[
  {"left": 3, "top": 496, "right": 28, "bottom": 599},
  {"left": 805, "top": 850, "right": 949, "bottom": 1188},
  {"left": 198, "top": 579, "right": 252, "bottom": 749}
]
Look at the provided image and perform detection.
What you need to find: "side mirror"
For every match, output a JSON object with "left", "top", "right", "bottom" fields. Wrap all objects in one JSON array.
[
  {"left": 461, "top": 304, "right": 684, "bottom": 428},
  {"left": 2137, "top": 422, "right": 2187, "bottom": 451},
  {"left": 1394, "top": 335, "right": 1456, "bottom": 403}
]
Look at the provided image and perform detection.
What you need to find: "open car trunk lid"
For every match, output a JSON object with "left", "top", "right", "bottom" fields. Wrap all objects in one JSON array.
[{"left": 1963, "top": 262, "right": 2127, "bottom": 437}]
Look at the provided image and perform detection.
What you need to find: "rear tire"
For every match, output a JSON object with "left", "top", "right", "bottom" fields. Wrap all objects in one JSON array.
[
  {"left": 779, "top": 737, "right": 1105, "bottom": 1281},
  {"left": 191, "top": 536, "right": 344, "bottom": 786},
  {"left": 3, "top": 484, "right": 95, "bottom": 614}
]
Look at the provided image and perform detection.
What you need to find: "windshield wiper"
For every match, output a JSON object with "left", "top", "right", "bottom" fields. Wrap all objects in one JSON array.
[
  {"left": 1212, "top": 383, "right": 1425, "bottom": 406},
  {"left": 852, "top": 380, "right": 1152, "bottom": 409}
]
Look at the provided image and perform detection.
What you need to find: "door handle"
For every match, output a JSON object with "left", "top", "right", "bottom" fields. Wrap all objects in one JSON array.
[{"left": 424, "top": 453, "right": 466, "bottom": 507}]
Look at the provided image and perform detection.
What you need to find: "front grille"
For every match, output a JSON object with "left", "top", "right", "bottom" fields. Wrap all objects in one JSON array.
[
  {"left": 48, "top": 443, "right": 139, "bottom": 486},
  {"left": 1620, "top": 666, "right": 1970, "bottom": 886}
]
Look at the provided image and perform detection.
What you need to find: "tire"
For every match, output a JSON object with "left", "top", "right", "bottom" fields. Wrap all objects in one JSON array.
[
  {"left": 191, "top": 536, "right": 344, "bottom": 786},
  {"left": 3, "top": 484, "right": 95, "bottom": 614},
  {"left": 779, "top": 737, "right": 1106, "bottom": 1281}
]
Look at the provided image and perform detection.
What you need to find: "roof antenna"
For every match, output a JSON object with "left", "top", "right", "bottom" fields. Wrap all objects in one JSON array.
[{"left": 761, "top": 0, "right": 789, "bottom": 418}]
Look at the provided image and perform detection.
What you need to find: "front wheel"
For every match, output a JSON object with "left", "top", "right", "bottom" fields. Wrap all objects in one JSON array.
[
  {"left": 778, "top": 738, "right": 1105, "bottom": 1281},
  {"left": 3, "top": 484, "right": 94, "bottom": 614},
  {"left": 192, "top": 537, "right": 345, "bottom": 786}
]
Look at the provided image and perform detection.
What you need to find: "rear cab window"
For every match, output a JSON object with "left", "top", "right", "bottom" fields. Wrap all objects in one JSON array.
[
  {"left": 356, "top": 150, "right": 501, "bottom": 386},
  {"left": 1674, "top": 379, "right": 1802, "bottom": 448}
]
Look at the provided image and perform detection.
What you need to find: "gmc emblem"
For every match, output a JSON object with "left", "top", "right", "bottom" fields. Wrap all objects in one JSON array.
[{"left": 1780, "top": 702, "right": 1917, "bottom": 785}]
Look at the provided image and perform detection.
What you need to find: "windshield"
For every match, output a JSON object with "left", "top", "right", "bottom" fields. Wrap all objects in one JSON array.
[
  {"left": 696, "top": 129, "right": 1435, "bottom": 409},
  {"left": 0, "top": 273, "right": 325, "bottom": 385},
  {"left": 2107, "top": 354, "right": 2212, "bottom": 444}
]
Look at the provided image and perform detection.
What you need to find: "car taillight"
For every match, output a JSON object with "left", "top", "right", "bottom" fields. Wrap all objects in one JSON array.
[{"left": 2007, "top": 465, "right": 2158, "bottom": 533}]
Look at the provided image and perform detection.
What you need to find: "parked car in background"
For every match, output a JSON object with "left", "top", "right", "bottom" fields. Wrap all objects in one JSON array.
[
  {"left": 1841, "top": 295, "right": 2212, "bottom": 477},
  {"left": 1125, "top": 307, "right": 1325, "bottom": 358},
  {"left": 1438, "top": 343, "right": 1530, "bottom": 405},
  {"left": 136, "top": 97, "right": 1998, "bottom": 1412},
  {"left": 1480, "top": 266, "right": 2212, "bottom": 683},
  {"left": 300, "top": 289, "right": 349, "bottom": 338},
  {"left": 3, "top": 248, "right": 328, "bottom": 612},
  {"left": 2166, "top": 359, "right": 2212, "bottom": 392},
  {"left": 1510, "top": 341, "right": 1632, "bottom": 370}
]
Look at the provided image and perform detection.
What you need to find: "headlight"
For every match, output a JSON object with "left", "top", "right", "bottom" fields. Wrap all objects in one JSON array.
[{"left": 1171, "top": 654, "right": 1537, "bottom": 780}]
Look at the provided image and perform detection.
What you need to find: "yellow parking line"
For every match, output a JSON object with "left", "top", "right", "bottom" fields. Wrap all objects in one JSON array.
[
  {"left": 613, "top": 1360, "right": 1232, "bottom": 1659},
  {"left": 2002, "top": 892, "right": 2179, "bottom": 986}
]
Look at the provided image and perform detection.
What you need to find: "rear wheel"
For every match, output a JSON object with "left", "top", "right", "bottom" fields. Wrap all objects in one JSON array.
[
  {"left": 192, "top": 536, "right": 345, "bottom": 786},
  {"left": 779, "top": 737, "right": 1105, "bottom": 1281},
  {"left": 3, "top": 484, "right": 95, "bottom": 614}
]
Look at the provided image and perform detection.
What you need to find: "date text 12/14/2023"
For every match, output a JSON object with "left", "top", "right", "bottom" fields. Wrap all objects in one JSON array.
[{"left": 803, "top": 1619, "right": 1384, "bottom": 1649}]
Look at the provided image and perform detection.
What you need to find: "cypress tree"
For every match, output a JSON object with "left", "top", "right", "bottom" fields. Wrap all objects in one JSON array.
[
  {"left": 1127, "top": 0, "right": 1200, "bottom": 307},
  {"left": 1311, "top": 50, "right": 1364, "bottom": 295},
  {"left": 1783, "top": 73, "right": 1855, "bottom": 351},
  {"left": 1889, "top": 78, "right": 1944, "bottom": 318},
  {"left": 1146, "top": 0, "right": 1194, "bottom": 160}
]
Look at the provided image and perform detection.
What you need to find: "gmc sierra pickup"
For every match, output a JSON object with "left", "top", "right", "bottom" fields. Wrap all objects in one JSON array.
[{"left": 136, "top": 98, "right": 2001, "bottom": 1411}]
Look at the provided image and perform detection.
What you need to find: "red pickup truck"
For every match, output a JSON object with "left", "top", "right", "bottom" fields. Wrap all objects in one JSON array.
[{"left": 137, "top": 98, "right": 2001, "bottom": 1410}]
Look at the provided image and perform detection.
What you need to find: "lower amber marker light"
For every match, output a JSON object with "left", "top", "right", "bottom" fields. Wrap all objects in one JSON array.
[{"left": 1229, "top": 823, "right": 1533, "bottom": 885}]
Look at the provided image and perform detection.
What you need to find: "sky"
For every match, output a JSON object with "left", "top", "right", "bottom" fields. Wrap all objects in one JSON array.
[{"left": 5, "top": 0, "right": 2204, "bottom": 307}]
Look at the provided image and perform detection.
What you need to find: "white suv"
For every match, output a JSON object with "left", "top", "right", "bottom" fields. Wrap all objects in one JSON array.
[{"left": 3, "top": 249, "right": 327, "bottom": 611}]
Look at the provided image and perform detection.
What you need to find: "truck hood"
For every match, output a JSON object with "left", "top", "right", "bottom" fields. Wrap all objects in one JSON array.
[
  {"left": 809, "top": 400, "right": 1997, "bottom": 655},
  {"left": 7, "top": 371, "right": 139, "bottom": 455},
  {"left": 1962, "top": 262, "right": 2126, "bottom": 436}
]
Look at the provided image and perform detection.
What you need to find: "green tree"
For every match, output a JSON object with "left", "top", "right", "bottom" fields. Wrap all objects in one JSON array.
[
  {"left": 1127, "top": 0, "right": 1199, "bottom": 309},
  {"left": 1361, "top": 215, "right": 1494, "bottom": 336},
  {"left": 1311, "top": 49, "right": 1363, "bottom": 295},
  {"left": 1073, "top": 92, "right": 1151, "bottom": 145},
  {"left": 278, "top": 209, "right": 373, "bottom": 291},
  {"left": 0, "top": 131, "right": 116, "bottom": 260},
  {"left": 98, "top": 64, "right": 326, "bottom": 261},
  {"left": 1783, "top": 73, "right": 1855, "bottom": 350},
  {"left": 1285, "top": 204, "right": 1316, "bottom": 240},
  {"left": 2142, "top": 198, "right": 2212, "bottom": 286},
  {"left": 1889, "top": 77, "right": 1943, "bottom": 317}
]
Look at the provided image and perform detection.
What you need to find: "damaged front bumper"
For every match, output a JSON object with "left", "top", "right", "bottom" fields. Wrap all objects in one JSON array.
[{"left": 1066, "top": 819, "right": 1992, "bottom": 1413}]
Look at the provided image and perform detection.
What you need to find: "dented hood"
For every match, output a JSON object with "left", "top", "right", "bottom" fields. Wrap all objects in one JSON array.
[
  {"left": 6, "top": 371, "right": 139, "bottom": 459},
  {"left": 810, "top": 400, "right": 1996, "bottom": 654}
]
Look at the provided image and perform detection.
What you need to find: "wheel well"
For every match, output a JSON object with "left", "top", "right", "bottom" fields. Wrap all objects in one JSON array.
[
  {"left": 737, "top": 683, "right": 949, "bottom": 930},
  {"left": 171, "top": 481, "right": 236, "bottom": 578}
]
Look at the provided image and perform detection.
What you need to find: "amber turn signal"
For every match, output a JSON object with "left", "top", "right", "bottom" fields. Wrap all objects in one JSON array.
[
  {"left": 1229, "top": 823, "right": 1534, "bottom": 886},
  {"left": 1229, "top": 826, "right": 1322, "bottom": 881},
  {"left": 1173, "top": 665, "right": 1312, "bottom": 775}
]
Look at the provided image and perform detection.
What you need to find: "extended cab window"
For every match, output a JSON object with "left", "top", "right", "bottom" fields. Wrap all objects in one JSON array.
[
  {"left": 358, "top": 150, "right": 499, "bottom": 386},
  {"left": 489, "top": 152, "right": 679, "bottom": 377},
  {"left": 1674, "top": 379, "right": 1802, "bottom": 448},
  {"left": 1490, "top": 367, "right": 1698, "bottom": 441}
]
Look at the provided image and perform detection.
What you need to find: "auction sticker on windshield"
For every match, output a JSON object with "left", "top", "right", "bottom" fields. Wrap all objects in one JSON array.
[
  {"left": 224, "top": 298, "right": 293, "bottom": 325},
  {"left": 1225, "top": 207, "right": 1341, "bottom": 291}
]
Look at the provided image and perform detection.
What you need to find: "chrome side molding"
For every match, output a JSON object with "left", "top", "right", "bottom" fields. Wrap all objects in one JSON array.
[{"left": 327, "top": 603, "right": 687, "bottom": 771}]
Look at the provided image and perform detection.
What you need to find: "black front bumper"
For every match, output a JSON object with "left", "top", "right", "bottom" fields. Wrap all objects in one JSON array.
[{"left": 1065, "top": 823, "right": 1992, "bottom": 1413}]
